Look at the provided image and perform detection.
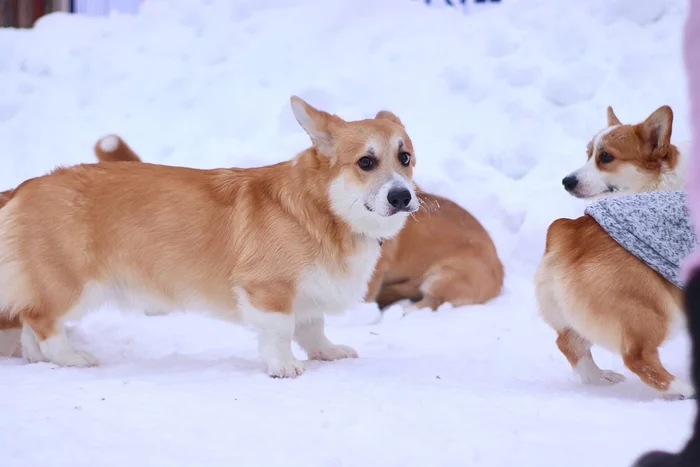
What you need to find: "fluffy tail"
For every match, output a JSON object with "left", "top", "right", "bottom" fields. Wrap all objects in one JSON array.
[
  {"left": 94, "top": 134, "right": 142, "bottom": 163},
  {"left": 632, "top": 269, "right": 700, "bottom": 466}
]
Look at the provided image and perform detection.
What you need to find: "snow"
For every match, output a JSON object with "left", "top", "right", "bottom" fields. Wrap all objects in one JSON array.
[{"left": 0, "top": 0, "right": 694, "bottom": 465}]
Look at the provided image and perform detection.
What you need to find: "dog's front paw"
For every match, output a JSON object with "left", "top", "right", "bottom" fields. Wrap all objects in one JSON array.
[
  {"left": 307, "top": 344, "right": 358, "bottom": 361},
  {"left": 267, "top": 358, "right": 305, "bottom": 378},
  {"left": 49, "top": 349, "right": 99, "bottom": 368}
]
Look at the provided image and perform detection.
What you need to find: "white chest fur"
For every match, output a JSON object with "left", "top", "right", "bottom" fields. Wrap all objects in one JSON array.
[{"left": 294, "top": 238, "right": 381, "bottom": 316}]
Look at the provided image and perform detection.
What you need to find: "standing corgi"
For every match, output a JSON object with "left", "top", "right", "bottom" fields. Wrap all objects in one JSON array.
[
  {"left": 92, "top": 136, "right": 505, "bottom": 314},
  {"left": 0, "top": 97, "right": 419, "bottom": 378},
  {"left": 535, "top": 105, "right": 694, "bottom": 399}
]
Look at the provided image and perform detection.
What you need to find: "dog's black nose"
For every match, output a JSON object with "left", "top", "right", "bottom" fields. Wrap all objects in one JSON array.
[
  {"left": 387, "top": 188, "right": 412, "bottom": 210},
  {"left": 562, "top": 175, "right": 578, "bottom": 191}
]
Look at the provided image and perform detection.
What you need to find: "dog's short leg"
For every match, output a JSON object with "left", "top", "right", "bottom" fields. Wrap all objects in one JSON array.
[
  {"left": 21, "top": 308, "right": 97, "bottom": 367},
  {"left": 20, "top": 323, "right": 46, "bottom": 363},
  {"left": 557, "top": 328, "right": 626, "bottom": 385},
  {"left": 0, "top": 327, "right": 21, "bottom": 358},
  {"left": 250, "top": 311, "right": 304, "bottom": 378},
  {"left": 294, "top": 314, "right": 358, "bottom": 361},
  {"left": 374, "top": 281, "right": 422, "bottom": 312},
  {"left": 238, "top": 285, "right": 304, "bottom": 378},
  {"left": 258, "top": 314, "right": 304, "bottom": 378},
  {"left": 413, "top": 257, "right": 502, "bottom": 312},
  {"left": 39, "top": 329, "right": 97, "bottom": 367},
  {"left": 535, "top": 262, "right": 623, "bottom": 385},
  {"left": 623, "top": 346, "right": 695, "bottom": 400},
  {"left": 410, "top": 294, "right": 441, "bottom": 312}
]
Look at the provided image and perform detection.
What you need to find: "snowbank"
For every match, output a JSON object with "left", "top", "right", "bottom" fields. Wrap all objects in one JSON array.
[{"left": 0, "top": 0, "right": 693, "bottom": 466}]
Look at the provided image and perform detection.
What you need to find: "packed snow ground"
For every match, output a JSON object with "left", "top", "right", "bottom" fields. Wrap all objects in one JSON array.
[{"left": 0, "top": 0, "right": 695, "bottom": 466}]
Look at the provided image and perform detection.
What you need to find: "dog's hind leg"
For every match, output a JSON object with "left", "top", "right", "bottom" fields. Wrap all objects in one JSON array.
[
  {"left": 556, "top": 328, "right": 625, "bottom": 385},
  {"left": 407, "top": 250, "right": 504, "bottom": 313},
  {"left": 633, "top": 269, "right": 700, "bottom": 465},
  {"left": 535, "top": 258, "right": 625, "bottom": 386}
]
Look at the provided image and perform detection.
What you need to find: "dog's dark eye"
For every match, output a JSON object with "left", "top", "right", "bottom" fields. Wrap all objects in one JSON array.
[
  {"left": 399, "top": 151, "right": 411, "bottom": 166},
  {"left": 358, "top": 156, "right": 375, "bottom": 171},
  {"left": 599, "top": 151, "right": 614, "bottom": 164}
]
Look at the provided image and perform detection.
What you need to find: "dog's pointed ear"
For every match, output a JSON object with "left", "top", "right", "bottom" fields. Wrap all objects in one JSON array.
[
  {"left": 639, "top": 105, "right": 673, "bottom": 149},
  {"left": 607, "top": 106, "right": 621, "bottom": 126},
  {"left": 375, "top": 110, "right": 405, "bottom": 128},
  {"left": 290, "top": 96, "right": 344, "bottom": 155}
]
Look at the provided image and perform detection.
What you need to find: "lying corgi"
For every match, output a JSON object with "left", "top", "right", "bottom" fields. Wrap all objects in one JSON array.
[
  {"left": 0, "top": 97, "right": 419, "bottom": 378},
  {"left": 0, "top": 134, "right": 144, "bottom": 358},
  {"left": 365, "top": 191, "right": 503, "bottom": 312},
  {"left": 535, "top": 105, "right": 694, "bottom": 399}
]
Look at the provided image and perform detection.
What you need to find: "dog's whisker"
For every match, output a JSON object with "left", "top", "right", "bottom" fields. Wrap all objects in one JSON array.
[{"left": 348, "top": 198, "right": 358, "bottom": 214}]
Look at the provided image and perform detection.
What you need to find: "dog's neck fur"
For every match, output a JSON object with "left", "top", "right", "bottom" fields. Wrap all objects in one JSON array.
[
  {"left": 229, "top": 147, "right": 371, "bottom": 261},
  {"left": 650, "top": 140, "right": 688, "bottom": 193}
]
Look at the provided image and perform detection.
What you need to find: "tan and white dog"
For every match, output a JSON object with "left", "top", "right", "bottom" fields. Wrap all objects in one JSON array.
[
  {"left": 79, "top": 136, "right": 504, "bottom": 316},
  {"left": 535, "top": 105, "right": 694, "bottom": 399},
  {"left": 0, "top": 97, "right": 419, "bottom": 378}
]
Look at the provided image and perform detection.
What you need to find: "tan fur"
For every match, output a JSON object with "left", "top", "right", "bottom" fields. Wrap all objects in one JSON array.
[
  {"left": 0, "top": 97, "right": 418, "bottom": 378},
  {"left": 537, "top": 105, "right": 692, "bottom": 399},
  {"left": 365, "top": 191, "right": 503, "bottom": 311},
  {"left": 92, "top": 135, "right": 505, "bottom": 314}
]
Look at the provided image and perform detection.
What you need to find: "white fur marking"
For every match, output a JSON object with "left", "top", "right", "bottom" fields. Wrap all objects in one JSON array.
[
  {"left": 295, "top": 237, "right": 381, "bottom": 315},
  {"left": 664, "top": 379, "right": 695, "bottom": 400},
  {"left": 20, "top": 324, "right": 46, "bottom": 363},
  {"left": 328, "top": 174, "right": 410, "bottom": 239},
  {"left": 38, "top": 329, "right": 97, "bottom": 367},
  {"left": 365, "top": 136, "right": 383, "bottom": 155},
  {"left": 294, "top": 315, "right": 358, "bottom": 360},
  {"left": 566, "top": 125, "right": 620, "bottom": 198},
  {"left": 98, "top": 135, "right": 120, "bottom": 153},
  {"left": 236, "top": 287, "right": 304, "bottom": 378},
  {"left": 574, "top": 356, "right": 625, "bottom": 385},
  {"left": 592, "top": 125, "right": 619, "bottom": 152}
]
